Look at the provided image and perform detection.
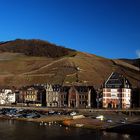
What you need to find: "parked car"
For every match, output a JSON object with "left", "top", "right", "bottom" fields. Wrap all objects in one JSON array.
[
  {"left": 25, "top": 113, "right": 41, "bottom": 118},
  {"left": 120, "top": 120, "right": 126, "bottom": 124},
  {"left": 106, "top": 119, "right": 113, "bottom": 123},
  {"left": 70, "top": 111, "right": 77, "bottom": 116}
]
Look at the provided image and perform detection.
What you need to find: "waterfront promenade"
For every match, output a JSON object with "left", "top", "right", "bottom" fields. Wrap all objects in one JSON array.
[
  {"left": 0, "top": 105, "right": 140, "bottom": 111},
  {"left": 0, "top": 105, "right": 140, "bottom": 115},
  {"left": 0, "top": 106, "right": 140, "bottom": 132}
]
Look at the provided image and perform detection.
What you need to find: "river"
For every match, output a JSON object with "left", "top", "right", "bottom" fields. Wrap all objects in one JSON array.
[{"left": 0, "top": 120, "right": 139, "bottom": 140}]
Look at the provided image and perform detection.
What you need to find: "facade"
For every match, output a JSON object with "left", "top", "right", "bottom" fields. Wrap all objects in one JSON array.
[
  {"left": 24, "top": 87, "right": 38, "bottom": 103},
  {"left": 68, "top": 86, "right": 92, "bottom": 108},
  {"left": 19, "top": 85, "right": 46, "bottom": 106},
  {"left": 45, "top": 85, "right": 95, "bottom": 108},
  {"left": 0, "top": 89, "right": 15, "bottom": 105},
  {"left": 60, "top": 86, "right": 93, "bottom": 108},
  {"left": 3, "top": 84, "right": 96, "bottom": 108},
  {"left": 103, "top": 72, "right": 131, "bottom": 109},
  {"left": 59, "top": 86, "right": 69, "bottom": 107},
  {"left": 45, "top": 84, "right": 61, "bottom": 107}
]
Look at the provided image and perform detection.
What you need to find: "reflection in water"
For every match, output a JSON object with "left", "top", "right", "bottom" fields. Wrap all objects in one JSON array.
[
  {"left": 123, "top": 134, "right": 130, "bottom": 139},
  {"left": 0, "top": 120, "right": 139, "bottom": 140}
]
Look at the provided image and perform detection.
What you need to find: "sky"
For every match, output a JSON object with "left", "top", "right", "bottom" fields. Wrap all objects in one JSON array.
[{"left": 0, "top": 0, "right": 140, "bottom": 59}]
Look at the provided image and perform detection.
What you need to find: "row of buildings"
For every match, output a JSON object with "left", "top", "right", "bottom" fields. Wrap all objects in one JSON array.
[
  {"left": 17, "top": 85, "right": 96, "bottom": 108},
  {"left": 0, "top": 72, "right": 139, "bottom": 109}
]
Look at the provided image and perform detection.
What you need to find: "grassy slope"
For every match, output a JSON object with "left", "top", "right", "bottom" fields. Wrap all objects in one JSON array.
[
  {"left": 120, "top": 58, "right": 140, "bottom": 68},
  {"left": 0, "top": 52, "right": 139, "bottom": 88}
]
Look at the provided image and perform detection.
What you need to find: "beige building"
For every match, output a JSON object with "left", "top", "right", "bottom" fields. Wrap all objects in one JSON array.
[
  {"left": 19, "top": 85, "right": 46, "bottom": 106},
  {"left": 45, "top": 84, "right": 61, "bottom": 107},
  {"left": 45, "top": 85, "right": 95, "bottom": 108},
  {"left": 24, "top": 87, "right": 38, "bottom": 103}
]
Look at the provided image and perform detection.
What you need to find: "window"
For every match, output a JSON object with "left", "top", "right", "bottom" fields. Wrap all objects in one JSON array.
[
  {"left": 111, "top": 89, "right": 117, "bottom": 92},
  {"left": 111, "top": 93, "right": 117, "bottom": 97},
  {"left": 61, "top": 95, "right": 63, "bottom": 98},
  {"left": 82, "top": 101, "right": 86, "bottom": 104},
  {"left": 118, "top": 89, "right": 122, "bottom": 92},
  {"left": 107, "top": 89, "right": 111, "bottom": 92},
  {"left": 107, "top": 93, "right": 111, "bottom": 97}
]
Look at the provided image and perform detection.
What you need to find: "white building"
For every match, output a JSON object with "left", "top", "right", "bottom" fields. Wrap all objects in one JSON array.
[
  {"left": 103, "top": 72, "right": 131, "bottom": 109},
  {"left": 0, "top": 89, "right": 15, "bottom": 105}
]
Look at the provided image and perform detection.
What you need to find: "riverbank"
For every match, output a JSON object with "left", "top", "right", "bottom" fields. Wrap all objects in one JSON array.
[
  {"left": 0, "top": 107, "right": 140, "bottom": 135},
  {"left": 62, "top": 115, "right": 140, "bottom": 130},
  {"left": 63, "top": 117, "right": 108, "bottom": 130},
  {"left": 1, "top": 112, "right": 140, "bottom": 133},
  {"left": 0, "top": 114, "right": 72, "bottom": 124}
]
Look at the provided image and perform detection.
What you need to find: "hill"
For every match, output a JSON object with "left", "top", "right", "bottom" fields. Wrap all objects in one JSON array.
[
  {"left": 120, "top": 58, "right": 140, "bottom": 68},
  {"left": 0, "top": 39, "right": 76, "bottom": 58},
  {"left": 0, "top": 39, "right": 139, "bottom": 88}
]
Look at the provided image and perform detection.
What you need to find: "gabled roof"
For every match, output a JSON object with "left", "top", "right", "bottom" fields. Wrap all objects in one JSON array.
[
  {"left": 19, "top": 85, "right": 45, "bottom": 91},
  {"left": 105, "top": 72, "right": 131, "bottom": 88}
]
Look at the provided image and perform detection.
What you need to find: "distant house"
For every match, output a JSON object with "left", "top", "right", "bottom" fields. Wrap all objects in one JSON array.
[
  {"left": 59, "top": 85, "right": 96, "bottom": 108},
  {"left": 45, "top": 84, "right": 61, "bottom": 107},
  {"left": 103, "top": 72, "right": 131, "bottom": 109},
  {"left": 68, "top": 86, "right": 92, "bottom": 108},
  {"left": 0, "top": 89, "right": 15, "bottom": 105},
  {"left": 59, "top": 86, "right": 69, "bottom": 107},
  {"left": 19, "top": 85, "right": 46, "bottom": 106},
  {"left": 24, "top": 87, "right": 38, "bottom": 104}
]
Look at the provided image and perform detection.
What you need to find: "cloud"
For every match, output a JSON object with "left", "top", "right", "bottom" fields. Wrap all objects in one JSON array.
[{"left": 136, "top": 50, "right": 140, "bottom": 58}]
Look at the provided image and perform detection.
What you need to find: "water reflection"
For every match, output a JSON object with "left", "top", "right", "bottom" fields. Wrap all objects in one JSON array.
[
  {"left": 123, "top": 134, "right": 130, "bottom": 139},
  {"left": 0, "top": 120, "right": 139, "bottom": 140}
]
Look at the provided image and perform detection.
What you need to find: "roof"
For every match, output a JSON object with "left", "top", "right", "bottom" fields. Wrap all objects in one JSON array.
[
  {"left": 60, "top": 85, "right": 94, "bottom": 92},
  {"left": 104, "top": 72, "right": 131, "bottom": 88}
]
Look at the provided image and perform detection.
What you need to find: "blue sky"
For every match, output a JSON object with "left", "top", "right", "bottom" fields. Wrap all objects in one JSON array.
[{"left": 0, "top": 0, "right": 140, "bottom": 59}]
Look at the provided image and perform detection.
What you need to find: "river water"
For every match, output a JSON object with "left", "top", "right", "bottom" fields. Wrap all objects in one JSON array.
[{"left": 0, "top": 120, "right": 139, "bottom": 140}]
